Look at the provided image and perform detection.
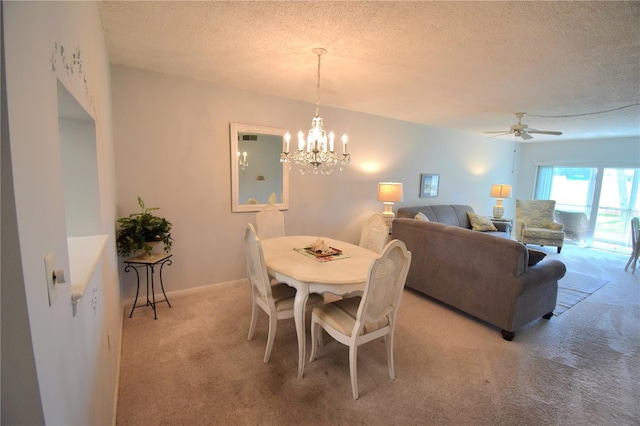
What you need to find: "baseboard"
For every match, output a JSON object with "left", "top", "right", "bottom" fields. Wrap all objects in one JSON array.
[
  {"left": 122, "top": 279, "right": 247, "bottom": 308},
  {"left": 111, "top": 319, "right": 124, "bottom": 426}
]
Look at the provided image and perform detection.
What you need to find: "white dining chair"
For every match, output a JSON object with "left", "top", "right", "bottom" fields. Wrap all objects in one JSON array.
[
  {"left": 244, "top": 224, "right": 323, "bottom": 363},
  {"left": 256, "top": 204, "right": 285, "bottom": 240},
  {"left": 624, "top": 217, "right": 639, "bottom": 274},
  {"left": 358, "top": 213, "right": 389, "bottom": 254},
  {"left": 309, "top": 239, "right": 412, "bottom": 399}
]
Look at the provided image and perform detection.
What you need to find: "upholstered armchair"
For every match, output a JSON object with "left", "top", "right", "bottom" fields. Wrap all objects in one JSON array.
[{"left": 515, "top": 199, "right": 565, "bottom": 253}]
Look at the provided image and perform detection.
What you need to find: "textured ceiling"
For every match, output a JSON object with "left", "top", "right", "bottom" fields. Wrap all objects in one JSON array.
[{"left": 98, "top": 1, "right": 640, "bottom": 142}]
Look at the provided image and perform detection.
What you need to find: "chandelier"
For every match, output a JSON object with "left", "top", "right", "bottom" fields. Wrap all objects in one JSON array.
[{"left": 281, "top": 48, "right": 350, "bottom": 175}]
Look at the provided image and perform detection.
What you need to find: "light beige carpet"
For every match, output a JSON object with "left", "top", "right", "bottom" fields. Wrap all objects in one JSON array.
[{"left": 116, "top": 244, "right": 639, "bottom": 425}]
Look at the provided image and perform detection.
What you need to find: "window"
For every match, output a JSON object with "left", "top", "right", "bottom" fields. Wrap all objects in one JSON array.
[{"left": 535, "top": 166, "right": 639, "bottom": 252}]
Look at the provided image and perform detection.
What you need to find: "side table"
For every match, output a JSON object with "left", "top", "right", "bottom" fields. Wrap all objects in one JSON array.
[
  {"left": 124, "top": 253, "right": 173, "bottom": 319},
  {"left": 491, "top": 217, "right": 513, "bottom": 235},
  {"left": 491, "top": 217, "right": 512, "bottom": 224}
]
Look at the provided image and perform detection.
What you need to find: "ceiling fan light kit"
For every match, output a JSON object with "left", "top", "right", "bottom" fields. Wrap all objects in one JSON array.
[{"left": 485, "top": 112, "right": 563, "bottom": 140}]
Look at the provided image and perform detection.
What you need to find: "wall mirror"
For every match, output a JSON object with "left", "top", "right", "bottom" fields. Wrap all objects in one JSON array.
[{"left": 230, "top": 123, "right": 289, "bottom": 212}]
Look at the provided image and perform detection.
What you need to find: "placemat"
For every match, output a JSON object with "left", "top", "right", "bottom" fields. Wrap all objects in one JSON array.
[{"left": 293, "top": 247, "right": 351, "bottom": 262}]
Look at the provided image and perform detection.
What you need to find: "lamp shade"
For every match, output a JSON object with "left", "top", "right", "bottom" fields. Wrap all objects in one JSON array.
[
  {"left": 377, "top": 182, "right": 404, "bottom": 203},
  {"left": 490, "top": 184, "right": 512, "bottom": 199}
]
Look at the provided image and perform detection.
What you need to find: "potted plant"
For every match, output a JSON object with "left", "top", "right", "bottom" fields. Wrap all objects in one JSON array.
[{"left": 116, "top": 196, "right": 173, "bottom": 258}]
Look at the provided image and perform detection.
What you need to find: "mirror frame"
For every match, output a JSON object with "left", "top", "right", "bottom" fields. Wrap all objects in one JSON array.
[{"left": 230, "top": 123, "right": 290, "bottom": 212}]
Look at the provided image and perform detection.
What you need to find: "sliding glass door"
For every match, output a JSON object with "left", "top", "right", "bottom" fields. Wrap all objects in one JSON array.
[
  {"left": 595, "top": 168, "right": 639, "bottom": 247},
  {"left": 535, "top": 166, "right": 639, "bottom": 252}
]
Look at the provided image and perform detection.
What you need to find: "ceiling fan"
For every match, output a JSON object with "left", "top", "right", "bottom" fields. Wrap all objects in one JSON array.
[{"left": 485, "top": 112, "right": 563, "bottom": 140}]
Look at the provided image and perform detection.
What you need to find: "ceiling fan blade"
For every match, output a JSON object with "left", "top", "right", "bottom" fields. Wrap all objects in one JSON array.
[
  {"left": 484, "top": 131, "right": 510, "bottom": 138},
  {"left": 527, "top": 130, "right": 563, "bottom": 136},
  {"left": 486, "top": 113, "right": 563, "bottom": 141},
  {"left": 520, "top": 132, "right": 534, "bottom": 140}
]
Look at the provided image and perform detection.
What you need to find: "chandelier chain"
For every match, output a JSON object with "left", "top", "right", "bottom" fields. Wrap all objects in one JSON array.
[{"left": 315, "top": 52, "right": 321, "bottom": 117}]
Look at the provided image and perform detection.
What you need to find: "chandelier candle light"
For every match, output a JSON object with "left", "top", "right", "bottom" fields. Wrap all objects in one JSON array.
[
  {"left": 281, "top": 48, "right": 350, "bottom": 175},
  {"left": 377, "top": 182, "right": 404, "bottom": 228},
  {"left": 490, "top": 184, "right": 512, "bottom": 219},
  {"left": 237, "top": 151, "right": 248, "bottom": 170}
]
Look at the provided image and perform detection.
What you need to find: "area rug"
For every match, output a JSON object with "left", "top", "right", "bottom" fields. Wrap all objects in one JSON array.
[{"left": 555, "top": 271, "right": 609, "bottom": 315}]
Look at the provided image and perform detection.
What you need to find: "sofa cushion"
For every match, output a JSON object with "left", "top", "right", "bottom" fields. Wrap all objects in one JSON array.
[
  {"left": 467, "top": 212, "right": 498, "bottom": 232},
  {"left": 397, "top": 205, "right": 475, "bottom": 228},
  {"left": 527, "top": 249, "right": 546, "bottom": 266},
  {"left": 414, "top": 212, "right": 430, "bottom": 221},
  {"left": 398, "top": 205, "right": 511, "bottom": 237}
]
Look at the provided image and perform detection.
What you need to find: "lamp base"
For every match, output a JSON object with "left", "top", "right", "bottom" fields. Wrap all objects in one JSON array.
[
  {"left": 382, "top": 203, "right": 395, "bottom": 228},
  {"left": 493, "top": 201, "right": 505, "bottom": 220},
  {"left": 382, "top": 212, "right": 395, "bottom": 229}
]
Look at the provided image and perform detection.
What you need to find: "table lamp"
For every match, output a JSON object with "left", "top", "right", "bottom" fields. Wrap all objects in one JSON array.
[
  {"left": 377, "top": 182, "right": 404, "bottom": 228},
  {"left": 490, "top": 184, "right": 512, "bottom": 219}
]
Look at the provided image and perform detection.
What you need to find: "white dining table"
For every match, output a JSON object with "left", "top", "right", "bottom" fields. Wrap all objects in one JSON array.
[{"left": 260, "top": 235, "right": 379, "bottom": 379}]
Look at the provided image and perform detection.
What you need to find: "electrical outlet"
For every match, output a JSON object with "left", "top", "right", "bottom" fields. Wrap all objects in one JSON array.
[{"left": 44, "top": 251, "right": 57, "bottom": 306}]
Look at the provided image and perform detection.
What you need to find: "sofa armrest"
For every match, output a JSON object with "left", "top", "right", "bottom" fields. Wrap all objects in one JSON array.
[{"left": 517, "top": 259, "right": 567, "bottom": 292}]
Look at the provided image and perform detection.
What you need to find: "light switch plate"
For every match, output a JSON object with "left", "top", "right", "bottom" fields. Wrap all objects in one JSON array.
[{"left": 44, "top": 251, "right": 57, "bottom": 306}]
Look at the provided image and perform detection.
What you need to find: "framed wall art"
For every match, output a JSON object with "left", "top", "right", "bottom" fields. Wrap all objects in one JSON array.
[{"left": 420, "top": 174, "right": 439, "bottom": 198}]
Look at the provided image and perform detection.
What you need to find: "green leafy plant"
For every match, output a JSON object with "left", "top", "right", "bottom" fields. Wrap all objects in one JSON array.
[{"left": 116, "top": 196, "right": 173, "bottom": 257}]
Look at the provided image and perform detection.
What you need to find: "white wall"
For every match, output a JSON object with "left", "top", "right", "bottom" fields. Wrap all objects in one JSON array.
[
  {"left": 515, "top": 136, "right": 640, "bottom": 204},
  {"left": 112, "top": 66, "right": 518, "bottom": 298},
  {"left": 2, "top": 2, "right": 121, "bottom": 424}
]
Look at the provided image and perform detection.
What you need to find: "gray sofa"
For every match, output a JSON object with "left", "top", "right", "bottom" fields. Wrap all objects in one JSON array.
[
  {"left": 391, "top": 205, "right": 566, "bottom": 340},
  {"left": 396, "top": 204, "right": 511, "bottom": 238}
]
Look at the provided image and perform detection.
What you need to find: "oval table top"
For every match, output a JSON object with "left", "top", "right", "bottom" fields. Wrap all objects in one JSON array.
[{"left": 260, "top": 235, "right": 379, "bottom": 285}]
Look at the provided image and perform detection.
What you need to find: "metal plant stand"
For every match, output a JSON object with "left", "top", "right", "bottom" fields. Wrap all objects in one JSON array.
[{"left": 124, "top": 253, "right": 173, "bottom": 319}]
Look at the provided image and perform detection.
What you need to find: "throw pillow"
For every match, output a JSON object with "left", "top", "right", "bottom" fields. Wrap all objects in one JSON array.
[
  {"left": 467, "top": 212, "right": 498, "bottom": 232},
  {"left": 527, "top": 249, "right": 546, "bottom": 266},
  {"left": 414, "top": 212, "right": 430, "bottom": 222}
]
